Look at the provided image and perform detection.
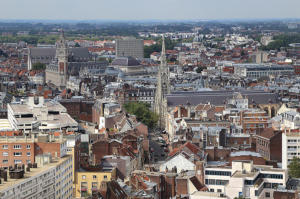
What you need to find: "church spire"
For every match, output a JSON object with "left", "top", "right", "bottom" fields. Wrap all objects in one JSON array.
[
  {"left": 59, "top": 28, "right": 65, "bottom": 41},
  {"left": 160, "top": 36, "right": 167, "bottom": 67},
  {"left": 154, "top": 35, "right": 170, "bottom": 129}
]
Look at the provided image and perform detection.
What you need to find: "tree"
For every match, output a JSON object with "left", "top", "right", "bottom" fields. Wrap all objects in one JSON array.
[
  {"left": 123, "top": 102, "right": 158, "bottom": 129},
  {"left": 288, "top": 157, "right": 300, "bottom": 178},
  {"left": 196, "top": 66, "right": 206, "bottom": 73},
  {"left": 75, "top": 42, "right": 80, "bottom": 47},
  {"left": 214, "top": 52, "right": 222, "bottom": 56},
  {"left": 144, "top": 37, "right": 178, "bottom": 58},
  {"left": 32, "top": 62, "right": 46, "bottom": 70}
]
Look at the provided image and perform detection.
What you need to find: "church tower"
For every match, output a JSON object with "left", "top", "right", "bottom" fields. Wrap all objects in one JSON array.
[
  {"left": 154, "top": 36, "right": 170, "bottom": 128},
  {"left": 56, "top": 29, "right": 68, "bottom": 87}
]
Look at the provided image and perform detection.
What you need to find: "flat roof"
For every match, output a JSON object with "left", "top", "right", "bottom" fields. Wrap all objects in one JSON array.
[{"left": 0, "top": 155, "right": 71, "bottom": 192}]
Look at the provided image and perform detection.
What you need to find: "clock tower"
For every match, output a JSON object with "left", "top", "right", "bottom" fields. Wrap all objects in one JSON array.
[{"left": 56, "top": 29, "right": 68, "bottom": 86}]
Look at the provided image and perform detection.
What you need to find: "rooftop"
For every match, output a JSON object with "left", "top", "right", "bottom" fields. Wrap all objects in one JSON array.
[{"left": 0, "top": 155, "right": 71, "bottom": 192}]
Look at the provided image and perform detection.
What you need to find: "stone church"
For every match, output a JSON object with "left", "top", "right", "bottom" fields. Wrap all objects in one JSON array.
[{"left": 44, "top": 31, "right": 108, "bottom": 89}]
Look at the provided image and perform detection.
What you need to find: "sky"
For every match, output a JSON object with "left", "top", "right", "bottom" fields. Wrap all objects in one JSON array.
[{"left": 0, "top": 0, "right": 300, "bottom": 21}]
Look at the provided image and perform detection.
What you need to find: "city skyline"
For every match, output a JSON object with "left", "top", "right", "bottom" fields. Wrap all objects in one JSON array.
[{"left": 1, "top": 0, "right": 300, "bottom": 21}]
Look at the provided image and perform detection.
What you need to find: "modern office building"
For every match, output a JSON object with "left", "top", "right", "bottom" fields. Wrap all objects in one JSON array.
[
  {"left": 204, "top": 161, "right": 287, "bottom": 199},
  {"left": 116, "top": 38, "right": 144, "bottom": 59},
  {"left": 7, "top": 96, "right": 78, "bottom": 133}
]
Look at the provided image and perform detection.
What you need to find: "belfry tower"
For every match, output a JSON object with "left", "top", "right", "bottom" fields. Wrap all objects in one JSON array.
[
  {"left": 56, "top": 29, "right": 68, "bottom": 87},
  {"left": 154, "top": 36, "right": 170, "bottom": 128}
]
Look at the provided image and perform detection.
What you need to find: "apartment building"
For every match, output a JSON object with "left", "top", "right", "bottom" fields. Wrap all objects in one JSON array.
[
  {"left": 0, "top": 134, "right": 67, "bottom": 168},
  {"left": 241, "top": 109, "right": 270, "bottom": 134},
  {"left": 0, "top": 154, "right": 73, "bottom": 199},
  {"left": 282, "top": 129, "right": 300, "bottom": 169},
  {"left": 74, "top": 167, "right": 116, "bottom": 198},
  {"left": 204, "top": 161, "right": 287, "bottom": 199}
]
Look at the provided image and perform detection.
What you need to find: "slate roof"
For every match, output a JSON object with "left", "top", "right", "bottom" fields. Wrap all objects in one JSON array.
[
  {"left": 29, "top": 47, "right": 90, "bottom": 58},
  {"left": 112, "top": 56, "right": 140, "bottom": 66},
  {"left": 29, "top": 48, "right": 56, "bottom": 57},
  {"left": 257, "top": 128, "right": 281, "bottom": 140},
  {"left": 167, "top": 90, "right": 278, "bottom": 106}
]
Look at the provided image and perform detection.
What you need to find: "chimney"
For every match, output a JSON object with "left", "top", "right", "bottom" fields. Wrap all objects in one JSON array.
[
  {"left": 178, "top": 106, "right": 181, "bottom": 118},
  {"left": 195, "top": 161, "right": 205, "bottom": 185}
]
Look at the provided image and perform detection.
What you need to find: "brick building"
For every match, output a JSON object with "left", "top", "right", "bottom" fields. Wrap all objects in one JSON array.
[
  {"left": 59, "top": 98, "right": 94, "bottom": 122},
  {"left": 241, "top": 109, "right": 270, "bottom": 134},
  {"left": 256, "top": 128, "right": 282, "bottom": 162},
  {"left": 205, "top": 147, "right": 231, "bottom": 161},
  {"left": 228, "top": 151, "right": 266, "bottom": 165},
  {"left": 0, "top": 134, "right": 67, "bottom": 168}
]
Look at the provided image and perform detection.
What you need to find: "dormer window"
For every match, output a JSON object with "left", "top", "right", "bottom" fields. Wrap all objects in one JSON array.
[{"left": 34, "top": 96, "right": 39, "bottom": 105}]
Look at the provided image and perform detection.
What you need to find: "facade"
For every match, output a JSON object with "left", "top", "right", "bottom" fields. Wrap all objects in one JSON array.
[
  {"left": 74, "top": 168, "right": 116, "bottom": 198},
  {"left": 7, "top": 96, "right": 78, "bottom": 133},
  {"left": 234, "top": 64, "right": 294, "bottom": 78},
  {"left": 116, "top": 38, "right": 144, "bottom": 59},
  {"left": 282, "top": 129, "right": 300, "bottom": 169},
  {"left": 256, "top": 128, "right": 282, "bottom": 161},
  {"left": 59, "top": 98, "right": 94, "bottom": 122},
  {"left": 0, "top": 134, "right": 67, "bottom": 168},
  {"left": 116, "top": 87, "right": 155, "bottom": 108},
  {"left": 0, "top": 155, "right": 73, "bottom": 199},
  {"left": 241, "top": 109, "right": 270, "bottom": 134}
]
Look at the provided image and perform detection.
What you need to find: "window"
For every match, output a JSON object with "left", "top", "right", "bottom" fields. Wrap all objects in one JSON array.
[
  {"left": 104, "top": 175, "right": 107, "bottom": 179},
  {"left": 2, "top": 152, "right": 8, "bottom": 156},
  {"left": 14, "top": 152, "right": 22, "bottom": 156},
  {"left": 265, "top": 192, "right": 270, "bottom": 198},
  {"left": 27, "top": 152, "right": 31, "bottom": 156},
  {"left": 14, "top": 160, "right": 22, "bottom": 164},
  {"left": 2, "top": 145, "right": 8, "bottom": 149},
  {"left": 26, "top": 160, "right": 31, "bottom": 164},
  {"left": 26, "top": 145, "right": 31, "bottom": 149},
  {"left": 217, "top": 189, "right": 222, "bottom": 193},
  {"left": 93, "top": 175, "right": 97, "bottom": 180},
  {"left": 205, "top": 170, "right": 231, "bottom": 176},
  {"left": 13, "top": 145, "right": 21, "bottom": 149},
  {"left": 2, "top": 160, "right": 8, "bottom": 164},
  {"left": 82, "top": 175, "right": 86, "bottom": 180},
  {"left": 210, "top": 189, "right": 214, "bottom": 192},
  {"left": 81, "top": 182, "right": 87, "bottom": 189},
  {"left": 92, "top": 182, "right": 98, "bottom": 189}
]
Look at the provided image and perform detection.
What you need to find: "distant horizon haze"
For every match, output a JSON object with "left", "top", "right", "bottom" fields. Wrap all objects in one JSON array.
[{"left": 1, "top": 0, "right": 300, "bottom": 21}]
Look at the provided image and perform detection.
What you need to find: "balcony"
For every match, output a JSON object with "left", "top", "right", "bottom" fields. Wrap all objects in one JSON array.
[{"left": 80, "top": 187, "right": 87, "bottom": 192}]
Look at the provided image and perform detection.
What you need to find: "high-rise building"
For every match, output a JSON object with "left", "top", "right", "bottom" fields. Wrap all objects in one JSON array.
[
  {"left": 0, "top": 154, "right": 73, "bottom": 199},
  {"left": 116, "top": 38, "right": 144, "bottom": 58}
]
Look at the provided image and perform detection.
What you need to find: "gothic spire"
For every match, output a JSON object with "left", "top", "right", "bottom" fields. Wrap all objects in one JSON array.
[
  {"left": 59, "top": 29, "right": 65, "bottom": 41},
  {"left": 154, "top": 35, "right": 170, "bottom": 129},
  {"left": 160, "top": 35, "right": 167, "bottom": 67}
]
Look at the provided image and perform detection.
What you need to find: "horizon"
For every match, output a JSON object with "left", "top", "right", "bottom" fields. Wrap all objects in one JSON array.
[{"left": 0, "top": 18, "right": 300, "bottom": 24}]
